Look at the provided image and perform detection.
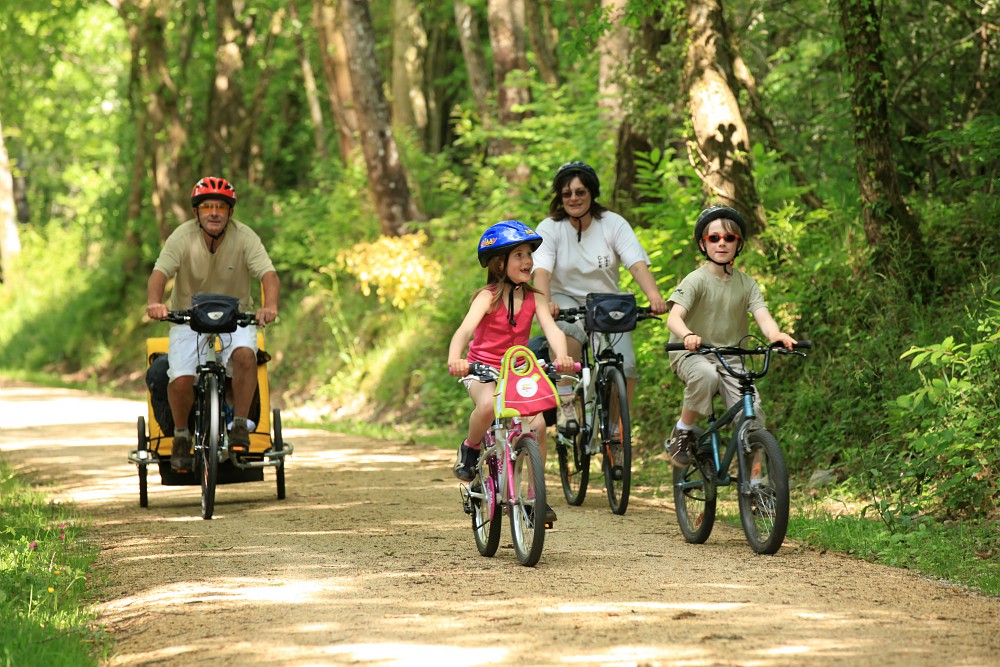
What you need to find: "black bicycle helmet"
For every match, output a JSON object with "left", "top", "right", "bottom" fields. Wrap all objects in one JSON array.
[
  {"left": 694, "top": 205, "right": 748, "bottom": 272},
  {"left": 552, "top": 161, "right": 600, "bottom": 199}
]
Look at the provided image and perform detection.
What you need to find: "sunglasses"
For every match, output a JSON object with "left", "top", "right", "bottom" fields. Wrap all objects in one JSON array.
[
  {"left": 703, "top": 233, "right": 740, "bottom": 244},
  {"left": 198, "top": 202, "right": 230, "bottom": 212},
  {"left": 561, "top": 188, "right": 590, "bottom": 200}
]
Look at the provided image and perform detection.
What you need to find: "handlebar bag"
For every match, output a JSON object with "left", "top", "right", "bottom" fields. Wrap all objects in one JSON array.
[
  {"left": 189, "top": 293, "right": 240, "bottom": 334},
  {"left": 585, "top": 292, "right": 637, "bottom": 333},
  {"left": 494, "top": 345, "right": 560, "bottom": 419}
]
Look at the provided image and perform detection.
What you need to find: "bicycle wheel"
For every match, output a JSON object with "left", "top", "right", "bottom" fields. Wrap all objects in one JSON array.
[
  {"left": 472, "top": 453, "right": 502, "bottom": 557},
  {"left": 510, "top": 434, "right": 546, "bottom": 566},
  {"left": 200, "top": 375, "right": 221, "bottom": 520},
  {"left": 738, "top": 429, "right": 789, "bottom": 554},
  {"left": 137, "top": 417, "right": 149, "bottom": 508},
  {"left": 273, "top": 408, "right": 286, "bottom": 500},
  {"left": 556, "top": 385, "right": 590, "bottom": 505},
  {"left": 673, "top": 449, "right": 717, "bottom": 544},
  {"left": 600, "top": 366, "right": 631, "bottom": 515}
]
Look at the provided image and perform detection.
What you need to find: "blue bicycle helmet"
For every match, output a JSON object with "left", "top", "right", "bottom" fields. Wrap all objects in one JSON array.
[{"left": 477, "top": 220, "right": 543, "bottom": 267}]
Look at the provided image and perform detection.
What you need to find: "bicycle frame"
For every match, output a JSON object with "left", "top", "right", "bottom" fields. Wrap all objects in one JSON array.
[{"left": 474, "top": 417, "right": 530, "bottom": 523}]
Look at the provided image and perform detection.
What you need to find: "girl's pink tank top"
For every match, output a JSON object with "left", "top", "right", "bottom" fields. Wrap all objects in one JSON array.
[{"left": 467, "top": 289, "right": 536, "bottom": 368}]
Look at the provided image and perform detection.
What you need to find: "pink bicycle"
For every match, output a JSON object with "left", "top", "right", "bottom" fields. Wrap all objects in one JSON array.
[{"left": 459, "top": 359, "right": 575, "bottom": 566}]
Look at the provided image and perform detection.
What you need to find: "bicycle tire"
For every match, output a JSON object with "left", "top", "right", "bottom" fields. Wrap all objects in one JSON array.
[
  {"left": 510, "top": 434, "right": 546, "bottom": 566},
  {"left": 200, "top": 374, "right": 221, "bottom": 520},
  {"left": 273, "top": 408, "right": 286, "bottom": 500},
  {"left": 738, "top": 429, "right": 789, "bottom": 554},
  {"left": 601, "top": 366, "right": 631, "bottom": 515},
  {"left": 472, "top": 453, "right": 502, "bottom": 557},
  {"left": 137, "top": 417, "right": 149, "bottom": 508},
  {"left": 556, "top": 385, "right": 590, "bottom": 505},
  {"left": 673, "top": 449, "right": 717, "bottom": 544}
]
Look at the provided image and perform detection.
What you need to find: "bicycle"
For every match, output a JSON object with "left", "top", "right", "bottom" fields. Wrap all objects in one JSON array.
[
  {"left": 662, "top": 339, "right": 812, "bottom": 554},
  {"left": 552, "top": 298, "right": 656, "bottom": 515},
  {"left": 143, "top": 294, "right": 291, "bottom": 519},
  {"left": 459, "top": 355, "right": 576, "bottom": 566}
]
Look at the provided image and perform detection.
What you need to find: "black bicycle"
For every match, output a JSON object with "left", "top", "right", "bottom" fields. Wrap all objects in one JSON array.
[
  {"left": 161, "top": 295, "right": 262, "bottom": 519},
  {"left": 662, "top": 339, "right": 811, "bottom": 554},
  {"left": 553, "top": 294, "right": 656, "bottom": 515}
]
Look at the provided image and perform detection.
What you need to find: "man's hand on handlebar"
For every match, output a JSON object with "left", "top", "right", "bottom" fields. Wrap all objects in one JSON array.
[
  {"left": 146, "top": 303, "right": 168, "bottom": 320},
  {"left": 255, "top": 306, "right": 278, "bottom": 327}
]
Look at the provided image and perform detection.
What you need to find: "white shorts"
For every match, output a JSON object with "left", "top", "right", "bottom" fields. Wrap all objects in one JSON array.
[{"left": 167, "top": 324, "right": 258, "bottom": 382}]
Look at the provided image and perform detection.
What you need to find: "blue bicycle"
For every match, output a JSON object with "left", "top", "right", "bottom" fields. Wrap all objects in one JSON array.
[{"left": 662, "top": 339, "right": 811, "bottom": 554}]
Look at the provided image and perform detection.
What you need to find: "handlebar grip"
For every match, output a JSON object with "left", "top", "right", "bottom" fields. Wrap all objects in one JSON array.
[
  {"left": 793, "top": 340, "right": 813, "bottom": 349},
  {"left": 663, "top": 342, "right": 687, "bottom": 352}
]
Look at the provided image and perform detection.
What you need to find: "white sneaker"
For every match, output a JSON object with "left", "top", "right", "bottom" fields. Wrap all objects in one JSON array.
[{"left": 557, "top": 401, "right": 577, "bottom": 426}]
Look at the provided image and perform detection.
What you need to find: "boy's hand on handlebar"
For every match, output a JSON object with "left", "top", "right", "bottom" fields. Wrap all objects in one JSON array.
[
  {"left": 449, "top": 358, "right": 470, "bottom": 377},
  {"left": 684, "top": 332, "right": 702, "bottom": 351},
  {"left": 549, "top": 300, "right": 560, "bottom": 317},
  {"left": 772, "top": 332, "right": 798, "bottom": 349},
  {"left": 146, "top": 303, "right": 168, "bottom": 320},
  {"left": 255, "top": 306, "right": 278, "bottom": 327}
]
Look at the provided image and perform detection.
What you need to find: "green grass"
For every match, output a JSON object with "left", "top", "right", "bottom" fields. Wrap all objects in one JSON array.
[
  {"left": 0, "top": 462, "right": 109, "bottom": 666},
  {"left": 785, "top": 499, "right": 1000, "bottom": 596}
]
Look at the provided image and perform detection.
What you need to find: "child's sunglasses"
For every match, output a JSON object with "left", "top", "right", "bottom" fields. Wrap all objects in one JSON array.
[{"left": 703, "top": 233, "right": 740, "bottom": 244}]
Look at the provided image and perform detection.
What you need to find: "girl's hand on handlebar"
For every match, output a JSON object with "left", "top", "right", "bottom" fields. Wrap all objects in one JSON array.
[
  {"left": 146, "top": 303, "right": 168, "bottom": 320},
  {"left": 553, "top": 355, "right": 575, "bottom": 374},
  {"left": 449, "top": 358, "right": 470, "bottom": 377}
]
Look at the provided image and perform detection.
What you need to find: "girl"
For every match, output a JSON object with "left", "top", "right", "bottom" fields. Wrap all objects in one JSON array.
[{"left": 448, "top": 220, "right": 574, "bottom": 521}]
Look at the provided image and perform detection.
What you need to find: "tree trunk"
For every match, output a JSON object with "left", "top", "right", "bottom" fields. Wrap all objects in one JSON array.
[
  {"left": 487, "top": 0, "right": 531, "bottom": 181},
  {"left": 683, "top": 0, "right": 764, "bottom": 235},
  {"left": 525, "top": 0, "right": 558, "bottom": 86},
  {"left": 314, "top": 0, "right": 360, "bottom": 163},
  {"left": 340, "top": 0, "right": 422, "bottom": 235},
  {"left": 390, "top": 0, "right": 429, "bottom": 148},
  {"left": 237, "top": 9, "right": 286, "bottom": 185},
  {"left": 837, "top": 0, "right": 927, "bottom": 266},
  {"left": 0, "top": 109, "right": 21, "bottom": 282},
  {"left": 139, "top": 1, "right": 190, "bottom": 237},
  {"left": 453, "top": 0, "right": 492, "bottom": 123},
  {"left": 205, "top": 0, "right": 247, "bottom": 176},
  {"left": 289, "top": 0, "right": 329, "bottom": 163},
  {"left": 598, "top": 0, "right": 628, "bottom": 129}
]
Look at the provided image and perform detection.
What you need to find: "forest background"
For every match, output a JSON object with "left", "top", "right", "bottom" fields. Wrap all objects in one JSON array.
[{"left": 1, "top": 0, "right": 998, "bottom": 590}]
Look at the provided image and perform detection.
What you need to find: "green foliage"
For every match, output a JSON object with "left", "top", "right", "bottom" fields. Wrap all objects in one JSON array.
[
  {"left": 0, "top": 461, "right": 109, "bottom": 665},
  {"left": 877, "top": 283, "right": 1000, "bottom": 521}
]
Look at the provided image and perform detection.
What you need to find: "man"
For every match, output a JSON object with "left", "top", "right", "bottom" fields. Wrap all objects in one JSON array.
[{"left": 146, "top": 177, "right": 280, "bottom": 471}]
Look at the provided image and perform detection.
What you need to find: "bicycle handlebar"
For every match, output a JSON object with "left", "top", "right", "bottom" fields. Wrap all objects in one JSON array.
[
  {"left": 555, "top": 306, "right": 658, "bottom": 324},
  {"left": 467, "top": 360, "right": 581, "bottom": 383},
  {"left": 162, "top": 310, "right": 259, "bottom": 328},
  {"left": 662, "top": 340, "right": 813, "bottom": 353}
]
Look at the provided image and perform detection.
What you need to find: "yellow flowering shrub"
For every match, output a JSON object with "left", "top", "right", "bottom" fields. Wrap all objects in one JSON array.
[{"left": 338, "top": 231, "right": 441, "bottom": 309}]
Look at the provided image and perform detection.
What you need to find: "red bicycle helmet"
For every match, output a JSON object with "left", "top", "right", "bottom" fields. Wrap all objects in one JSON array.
[{"left": 191, "top": 177, "right": 237, "bottom": 209}]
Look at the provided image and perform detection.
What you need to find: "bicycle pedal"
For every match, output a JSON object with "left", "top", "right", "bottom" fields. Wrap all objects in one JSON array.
[{"left": 544, "top": 520, "right": 554, "bottom": 530}]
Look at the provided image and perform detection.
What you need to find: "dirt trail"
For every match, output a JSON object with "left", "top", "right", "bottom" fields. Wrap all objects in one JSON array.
[{"left": 1, "top": 380, "right": 997, "bottom": 666}]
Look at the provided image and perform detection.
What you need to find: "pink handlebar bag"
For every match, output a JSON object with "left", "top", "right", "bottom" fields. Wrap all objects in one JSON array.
[{"left": 494, "top": 345, "right": 561, "bottom": 419}]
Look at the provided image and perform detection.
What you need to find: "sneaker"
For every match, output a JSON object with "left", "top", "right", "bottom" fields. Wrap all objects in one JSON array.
[
  {"left": 229, "top": 419, "right": 250, "bottom": 454},
  {"left": 453, "top": 443, "right": 479, "bottom": 482},
  {"left": 545, "top": 504, "right": 557, "bottom": 524},
  {"left": 666, "top": 427, "right": 697, "bottom": 468},
  {"left": 171, "top": 433, "right": 193, "bottom": 471}
]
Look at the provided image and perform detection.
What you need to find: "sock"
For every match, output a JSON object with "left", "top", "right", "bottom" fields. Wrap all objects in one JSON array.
[
  {"left": 175, "top": 427, "right": 190, "bottom": 438},
  {"left": 464, "top": 439, "right": 481, "bottom": 451},
  {"left": 676, "top": 419, "right": 694, "bottom": 431}
]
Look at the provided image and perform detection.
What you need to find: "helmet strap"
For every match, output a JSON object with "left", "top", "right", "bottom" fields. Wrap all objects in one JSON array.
[
  {"left": 569, "top": 209, "right": 592, "bottom": 242},
  {"left": 503, "top": 276, "right": 522, "bottom": 326}
]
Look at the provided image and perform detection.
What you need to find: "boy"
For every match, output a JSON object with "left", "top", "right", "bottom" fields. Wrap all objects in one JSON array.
[{"left": 664, "top": 205, "right": 796, "bottom": 467}]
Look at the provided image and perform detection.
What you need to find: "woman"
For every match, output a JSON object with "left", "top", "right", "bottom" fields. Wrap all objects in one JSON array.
[{"left": 532, "top": 161, "right": 667, "bottom": 407}]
